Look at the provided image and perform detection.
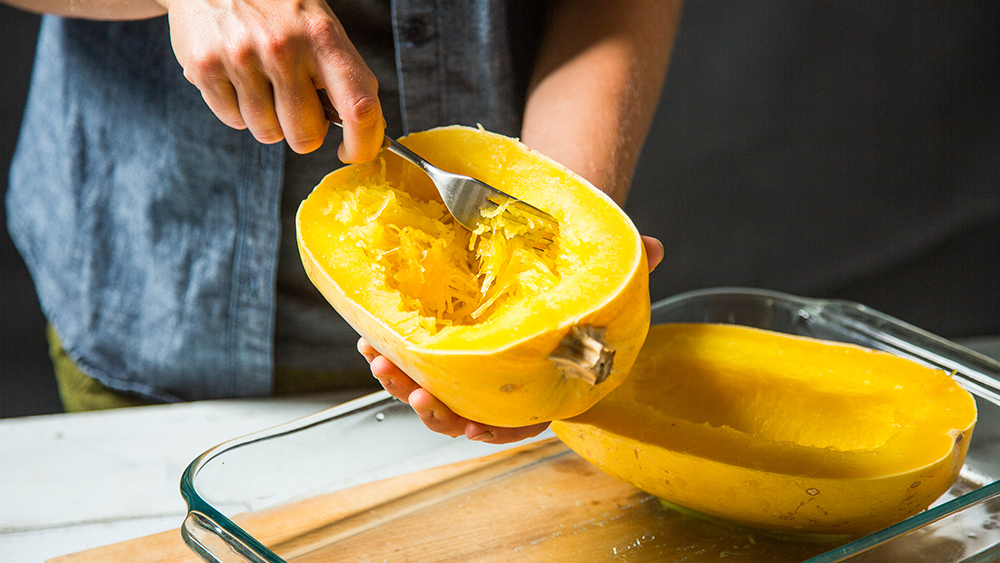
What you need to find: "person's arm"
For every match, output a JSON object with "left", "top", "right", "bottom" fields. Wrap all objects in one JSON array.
[
  {"left": 1, "top": 0, "right": 384, "bottom": 161},
  {"left": 521, "top": 0, "right": 681, "bottom": 206},
  {"left": 0, "top": 0, "right": 164, "bottom": 19},
  {"left": 367, "top": 0, "right": 680, "bottom": 444}
]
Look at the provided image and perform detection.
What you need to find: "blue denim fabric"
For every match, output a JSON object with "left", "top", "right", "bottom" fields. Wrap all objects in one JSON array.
[{"left": 8, "top": 1, "right": 546, "bottom": 401}]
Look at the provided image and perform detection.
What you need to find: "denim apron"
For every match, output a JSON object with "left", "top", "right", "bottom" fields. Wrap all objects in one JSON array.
[{"left": 8, "top": 1, "right": 546, "bottom": 401}]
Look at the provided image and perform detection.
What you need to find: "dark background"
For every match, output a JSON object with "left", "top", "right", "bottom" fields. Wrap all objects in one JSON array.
[
  {"left": 3, "top": 2, "right": 998, "bottom": 418},
  {"left": 2, "top": 5, "right": 53, "bottom": 418}
]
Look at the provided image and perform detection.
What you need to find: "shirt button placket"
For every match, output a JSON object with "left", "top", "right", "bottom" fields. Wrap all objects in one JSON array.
[
  {"left": 402, "top": 17, "right": 432, "bottom": 45},
  {"left": 392, "top": 2, "right": 440, "bottom": 132}
]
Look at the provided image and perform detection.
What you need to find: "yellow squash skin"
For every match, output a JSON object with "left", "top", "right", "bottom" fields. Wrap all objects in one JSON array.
[
  {"left": 551, "top": 323, "right": 978, "bottom": 535},
  {"left": 297, "top": 125, "right": 650, "bottom": 427}
]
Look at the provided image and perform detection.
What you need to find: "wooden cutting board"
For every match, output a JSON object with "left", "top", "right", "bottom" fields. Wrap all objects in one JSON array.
[{"left": 50, "top": 439, "right": 839, "bottom": 562}]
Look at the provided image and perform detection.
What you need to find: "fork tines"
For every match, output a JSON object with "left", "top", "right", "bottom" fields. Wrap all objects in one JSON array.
[{"left": 484, "top": 195, "right": 559, "bottom": 253}]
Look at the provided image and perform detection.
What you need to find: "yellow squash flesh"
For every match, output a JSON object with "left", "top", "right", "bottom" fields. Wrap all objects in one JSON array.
[
  {"left": 296, "top": 125, "right": 649, "bottom": 427},
  {"left": 551, "top": 323, "right": 978, "bottom": 535}
]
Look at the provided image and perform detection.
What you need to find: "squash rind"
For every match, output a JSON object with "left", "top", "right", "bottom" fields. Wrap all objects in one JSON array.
[{"left": 296, "top": 125, "right": 650, "bottom": 427}]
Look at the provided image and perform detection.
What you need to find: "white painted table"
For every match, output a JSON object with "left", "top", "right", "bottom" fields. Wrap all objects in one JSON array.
[{"left": 0, "top": 390, "right": 370, "bottom": 563}]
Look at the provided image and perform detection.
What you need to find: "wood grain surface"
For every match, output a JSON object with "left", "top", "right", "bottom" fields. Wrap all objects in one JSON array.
[{"left": 50, "top": 439, "right": 840, "bottom": 563}]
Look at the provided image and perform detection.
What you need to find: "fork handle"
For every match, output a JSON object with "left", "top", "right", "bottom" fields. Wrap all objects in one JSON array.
[
  {"left": 381, "top": 138, "right": 432, "bottom": 173},
  {"left": 317, "top": 88, "right": 345, "bottom": 126},
  {"left": 317, "top": 89, "right": 430, "bottom": 170}
]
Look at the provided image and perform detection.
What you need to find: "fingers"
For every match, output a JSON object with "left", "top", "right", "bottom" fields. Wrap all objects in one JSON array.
[
  {"left": 268, "top": 65, "right": 329, "bottom": 154},
  {"left": 408, "top": 388, "right": 467, "bottom": 438},
  {"left": 371, "top": 356, "right": 423, "bottom": 401},
  {"left": 174, "top": 22, "right": 287, "bottom": 146},
  {"left": 410, "top": 388, "right": 549, "bottom": 443},
  {"left": 189, "top": 59, "right": 287, "bottom": 146},
  {"left": 464, "top": 420, "right": 551, "bottom": 445},
  {"left": 230, "top": 69, "right": 284, "bottom": 145},
  {"left": 641, "top": 235, "right": 664, "bottom": 272},
  {"left": 360, "top": 338, "right": 424, "bottom": 406},
  {"left": 195, "top": 77, "right": 246, "bottom": 130},
  {"left": 357, "top": 337, "right": 378, "bottom": 361},
  {"left": 409, "top": 387, "right": 549, "bottom": 443},
  {"left": 168, "top": 0, "right": 381, "bottom": 156},
  {"left": 312, "top": 22, "right": 385, "bottom": 162}
]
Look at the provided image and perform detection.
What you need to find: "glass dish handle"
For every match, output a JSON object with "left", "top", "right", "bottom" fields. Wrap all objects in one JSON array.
[{"left": 808, "top": 299, "right": 1000, "bottom": 407}]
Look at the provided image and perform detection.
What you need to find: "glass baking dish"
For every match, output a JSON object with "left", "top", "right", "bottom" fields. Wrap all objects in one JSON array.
[{"left": 180, "top": 288, "right": 1000, "bottom": 563}]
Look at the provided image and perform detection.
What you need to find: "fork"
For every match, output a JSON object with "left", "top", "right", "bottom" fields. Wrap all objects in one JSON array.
[{"left": 318, "top": 91, "right": 558, "bottom": 252}]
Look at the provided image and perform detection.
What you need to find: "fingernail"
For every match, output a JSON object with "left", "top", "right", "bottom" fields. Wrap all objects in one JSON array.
[
  {"left": 414, "top": 408, "right": 433, "bottom": 420},
  {"left": 469, "top": 431, "right": 494, "bottom": 442}
]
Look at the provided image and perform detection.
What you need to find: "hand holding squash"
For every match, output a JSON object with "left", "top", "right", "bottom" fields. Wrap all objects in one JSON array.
[{"left": 299, "top": 126, "right": 653, "bottom": 433}]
